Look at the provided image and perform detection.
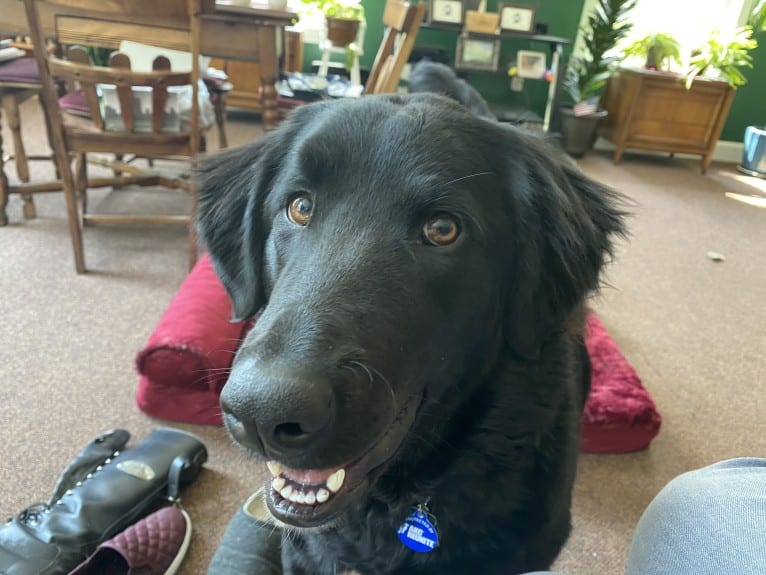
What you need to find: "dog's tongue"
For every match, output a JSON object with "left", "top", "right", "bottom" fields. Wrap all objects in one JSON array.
[{"left": 282, "top": 466, "right": 337, "bottom": 485}]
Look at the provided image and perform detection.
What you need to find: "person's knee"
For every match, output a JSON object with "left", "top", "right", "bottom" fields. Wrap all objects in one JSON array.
[{"left": 626, "top": 458, "right": 766, "bottom": 575}]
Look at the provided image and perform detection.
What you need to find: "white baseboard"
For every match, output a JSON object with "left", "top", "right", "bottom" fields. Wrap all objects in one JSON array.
[{"left": 593, "top": 138, "right": 744, "bottom": 164}]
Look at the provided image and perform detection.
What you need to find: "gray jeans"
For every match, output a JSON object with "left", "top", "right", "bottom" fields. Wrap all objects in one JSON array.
[{"left": 526, "top": 457, "right": 766, "bottom": 575}]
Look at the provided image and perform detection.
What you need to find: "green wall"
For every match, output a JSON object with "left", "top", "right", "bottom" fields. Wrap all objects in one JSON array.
[
  {"left": 303, "top": 1, "right": 763, "bottom": 142},
  {"left": 721, "top": 28, "right": 766, "bottom": 141},
  {"left": 303, "top": 0, "right": 585, "bottom": 118}
]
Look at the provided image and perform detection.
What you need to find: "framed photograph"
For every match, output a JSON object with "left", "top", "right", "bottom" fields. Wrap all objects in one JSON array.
[
  {"left": 455, "top": 34, "right": 500, "bottom": 72},
  {"left": 516, "top": 50, "right": 547, "bottom": 78},
  {"left": 428, "top": 0, "right": 463, "bottom": 25},
  {"left": 498, "top": 3, "right": 536, "bottom": 33}
]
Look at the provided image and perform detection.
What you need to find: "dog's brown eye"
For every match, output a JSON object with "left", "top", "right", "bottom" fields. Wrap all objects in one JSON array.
[
  {"left": 287, "top": 194, "right": 313, "bottom": 226},
  {"left": 423, "top": 214, "right": 460, "bottom": 246}
]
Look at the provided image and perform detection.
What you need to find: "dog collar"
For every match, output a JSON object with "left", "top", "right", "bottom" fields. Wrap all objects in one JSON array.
[{"left": 397, "top": 499, "right": 439, "bottom": 553}]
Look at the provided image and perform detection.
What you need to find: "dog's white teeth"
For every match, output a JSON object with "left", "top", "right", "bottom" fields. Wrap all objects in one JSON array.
[
  {"left": 316, "top": 488, "right": 330, "bottom": 503},
  {"left": 288, "top": 490, "right": 305, "bottom": 504},
  {"left": 272, "top": 468, "right": 344, "bottom": 505},
  {"left": 266, "top": 461, "right": 283, "bottom": 477},
  {"left": 272, "top": 476, "right": 286, "bottom": 492},
  {"left": 326, "top": 469, "right": 345, "bottom": 493}
]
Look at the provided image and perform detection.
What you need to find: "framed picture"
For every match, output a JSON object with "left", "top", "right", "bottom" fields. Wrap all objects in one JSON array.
[
  {"left": 498, "top": 3, "right": 536, "bottom": 33},
  {"left": 516, "top": 50, "right": 547, "bottom": 78},
  {"left": 428, "top": 0, "right": 463, "bottom": 25},
  {"left": 455, "top": 34, "right": 500, "bottom": 72}
]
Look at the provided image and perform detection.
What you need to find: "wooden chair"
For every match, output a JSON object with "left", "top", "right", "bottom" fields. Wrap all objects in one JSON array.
[
  {"left": 22, "top": 0, "right": 208, "bottom": 273},
  {"left": 363, "top": 0, "right": 425, "bottom": 95},
  {"left": 0, "top": 41, "right": 60, "bottom": 225}
]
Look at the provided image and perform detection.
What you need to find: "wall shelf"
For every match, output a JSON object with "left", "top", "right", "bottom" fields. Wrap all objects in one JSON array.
[{"left": 419, "top": 21, "right": 570, "bottom": 133}]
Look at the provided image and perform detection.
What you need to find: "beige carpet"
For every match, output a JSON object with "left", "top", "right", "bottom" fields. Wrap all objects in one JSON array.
[{"left": 1, "top": 98, "right": 765, "bottom": 575}]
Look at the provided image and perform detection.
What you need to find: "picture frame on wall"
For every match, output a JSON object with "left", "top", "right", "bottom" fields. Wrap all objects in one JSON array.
[
  {"left": 516, "top": 50, "right": 547, "bottom": 78},
  {"left": 498, "top": 3, "right": 536, "bottom": 33},
  {"left": 428, "top": 0, "right": 464, "bottom": 25},
  {"left": 455, "top": 34, "right": 500, "bottom": 72}
]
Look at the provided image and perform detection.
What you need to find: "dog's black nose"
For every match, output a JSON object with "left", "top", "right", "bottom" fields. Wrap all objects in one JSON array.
[{"left": 220, "top": 369, "right": 335, "bottom": 456}]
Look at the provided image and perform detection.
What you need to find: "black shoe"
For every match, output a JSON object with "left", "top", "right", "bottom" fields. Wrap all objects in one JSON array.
[
  {"left": 0, "top": 427, "right": 207, "bottom": 575},
  {"left": 207, "top": 488, "right": 283, "bottom": 574}
]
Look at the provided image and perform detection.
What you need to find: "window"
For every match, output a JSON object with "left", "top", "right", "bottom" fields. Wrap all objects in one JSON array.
[
  {"left": 574, "top": 0, "right": 757, "bottom": 71},
  {"left": 617, "top": 0, "right": 753, "bottom": 70}
]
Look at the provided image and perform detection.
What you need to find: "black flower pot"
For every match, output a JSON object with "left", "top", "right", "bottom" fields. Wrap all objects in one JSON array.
[{"left": 560, "top": 106, "right": 608, "bottom": 158}]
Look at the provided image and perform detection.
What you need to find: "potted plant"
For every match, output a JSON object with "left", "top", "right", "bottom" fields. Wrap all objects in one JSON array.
[
  {"left": 561, "top": 0, "right": 637, "bottom": 157},
  {"left": 301, "top": 0, "right": 365, "bottom": 48},
  {"left": 623, "top": 33, "right": 682, "bottom": 71},
  {"left": 685, "top": 27, "right": 757, "bottom": 89}
]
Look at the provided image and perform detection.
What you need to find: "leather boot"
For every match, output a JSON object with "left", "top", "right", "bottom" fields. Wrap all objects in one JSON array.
[{"left": 0, "top": 427, "right": 207, "bottom": 575}]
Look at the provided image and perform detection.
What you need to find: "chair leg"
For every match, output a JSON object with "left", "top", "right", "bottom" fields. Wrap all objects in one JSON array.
[
  {"left": 0, "top": 105, "right": 8, "bottom": 226},
  {"left": 215, "top": 93, "right": 228, "bottom": 149},
  {"left": 74, "top": 152, "right": 87, "bottom": 223},
  {"left": 188, "top": 188, "right": 198, "bottom": 270},
  {"left": 37, "top": 95, "right": 61, "bottom": 181},
  {"left": 49, "top": 138, "right": 85, "bottom": 272},
  {"left": 2, "top": 93, "right": 36, "bottom": 219},
  {"left": 61, "top": 158, "right": 86, "bottom": 273}
]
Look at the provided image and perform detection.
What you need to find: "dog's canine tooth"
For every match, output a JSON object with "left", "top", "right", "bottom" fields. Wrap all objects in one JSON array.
[
  {"left": 272, "top": 476, "right": 286, "bottom": 492},
  {"left": 266, "top": 461, "right": 283, "bottom": 477},
  {"left": 316, "top": 488, "right": 330, "bottom": 503},
  {"left": 326, "top": 469, "right": 345, "bottom": 493}
]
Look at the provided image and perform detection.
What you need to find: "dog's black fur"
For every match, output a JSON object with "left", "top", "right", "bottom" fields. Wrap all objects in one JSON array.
[
  {"left": 196, "top": 93, "right": 625, "bottom": 575},
  {"left": 408, "top": 61, "right": 496, "bottom": 119}
]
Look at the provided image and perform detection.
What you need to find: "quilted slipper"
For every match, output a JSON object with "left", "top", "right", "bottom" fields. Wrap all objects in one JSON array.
[
  {"left": 68, "top": 505, "right": 191, "bottom": 575},
  {"left": 207, "top": 488, "right": 282, "bottom": 574}
]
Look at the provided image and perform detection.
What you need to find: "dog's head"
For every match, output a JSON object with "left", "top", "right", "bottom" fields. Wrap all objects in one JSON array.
[{"left": 196, "top": 94, "right": 624, "bottom": 529}]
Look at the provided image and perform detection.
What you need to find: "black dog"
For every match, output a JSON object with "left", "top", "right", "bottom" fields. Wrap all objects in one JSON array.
[
  {"left": 408, "top": 61, "right": 496, "bottom": 119},
  {"left": 196, "top": 93, "right": 625, "bottom": 575}
]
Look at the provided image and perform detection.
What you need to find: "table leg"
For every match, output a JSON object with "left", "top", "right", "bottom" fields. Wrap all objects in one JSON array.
[{"left": 257, "top": 26, "right": 279, "bottom": 131}]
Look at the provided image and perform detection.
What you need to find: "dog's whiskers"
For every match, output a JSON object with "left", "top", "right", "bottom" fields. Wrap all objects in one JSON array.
[
  {"left": 343, "top": 359, "right": 398, "bottom": 416},
  {"left": 345, "top": 360, "right": 374, "bottom": 385},
  {"left": 442, "top": 171, "right": 494, "bottom": 187}
]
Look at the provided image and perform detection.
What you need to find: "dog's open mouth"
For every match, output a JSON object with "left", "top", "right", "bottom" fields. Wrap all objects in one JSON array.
[{"left": 264, "top": 393, "right": 422, "bottom": 528}]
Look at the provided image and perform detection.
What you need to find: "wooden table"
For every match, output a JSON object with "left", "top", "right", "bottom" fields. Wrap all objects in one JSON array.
[
  {"left": 0, "top": 0, "right": 296, "bottom": 129},
  {"left": 600, "top": 68, "right": 735, "bottom": 174}
]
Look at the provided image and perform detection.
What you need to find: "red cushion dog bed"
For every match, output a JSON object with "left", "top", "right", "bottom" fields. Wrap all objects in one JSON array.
[
  {"left": 135, "top": 257, "right": 661, "bottom": 452},
  {"left": 581, "top": 314, "right": 662, "bottom": 453},
  {"left": 135, "top": 254, "right": 250, "bottom": 426}
]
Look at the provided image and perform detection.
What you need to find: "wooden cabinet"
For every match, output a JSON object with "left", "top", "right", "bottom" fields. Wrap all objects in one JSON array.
[
  {"left": 209, "top": 29, "right": 302, "bottom": 111},
  {"left": 600, "top": 68, "right": 734, "bottom": 173}
]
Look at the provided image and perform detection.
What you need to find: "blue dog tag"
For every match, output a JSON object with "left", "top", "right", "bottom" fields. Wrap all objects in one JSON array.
[{"left": 397, "top": 509, "right": 439, "bottom": 553}]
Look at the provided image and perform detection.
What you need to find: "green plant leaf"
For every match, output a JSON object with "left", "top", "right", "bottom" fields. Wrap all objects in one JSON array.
[{"left": 564, "top": 0, "right": 637, "bottom": 104}]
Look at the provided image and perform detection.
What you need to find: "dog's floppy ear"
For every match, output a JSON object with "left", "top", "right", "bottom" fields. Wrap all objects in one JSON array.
[
  {"left": 195, "top": 140, "right": 270, "bottom": 321},
  {"left": 499, "top": 129, "right": 627, "bottom": 359},
  {"left": 195, "top": 106, "right": 321, "bottom": 320}
]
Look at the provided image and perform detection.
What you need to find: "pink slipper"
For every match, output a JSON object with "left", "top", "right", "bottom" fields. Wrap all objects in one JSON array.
[{"left": 68, "top": 505, "right": 191, "bottom": 575}]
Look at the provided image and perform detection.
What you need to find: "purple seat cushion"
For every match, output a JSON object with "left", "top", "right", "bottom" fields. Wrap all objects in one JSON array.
[
  {"left": 0, "top": 58, "right": 40, "bottom": 84},
  {"left": 58, "top": 91, "right": 90, "bottom": 115}
]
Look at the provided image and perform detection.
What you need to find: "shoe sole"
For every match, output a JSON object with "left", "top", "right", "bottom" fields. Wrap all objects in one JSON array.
[{"left": 164, "top": 507, "right": 192, "bottom": 575}]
